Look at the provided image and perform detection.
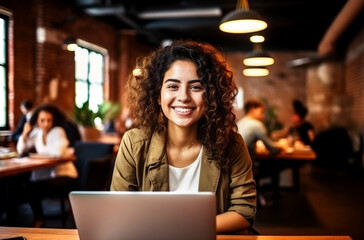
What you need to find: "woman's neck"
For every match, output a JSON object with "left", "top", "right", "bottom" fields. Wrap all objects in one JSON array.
[
  {"left": 166, "top": 124, "right": 202, "bottom": 168},
  {"left": 167, "top": 124, "right": 199, "bottom": 148}
]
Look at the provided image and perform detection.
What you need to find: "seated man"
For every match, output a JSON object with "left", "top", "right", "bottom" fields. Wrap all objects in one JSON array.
[
  {"left": 237, "top": 99, "right": 282, "bottom": 158},
  {"left": 237, "top": 99, "right": 284, "bottom": 205}
]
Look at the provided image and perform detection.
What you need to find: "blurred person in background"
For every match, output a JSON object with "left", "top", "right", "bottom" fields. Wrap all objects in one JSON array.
[
  {"left": 10, "top": 100, "right": 34, "bottom": 143},
  {"left": 272, "top": 99, "right": 315, "bottom": 146},
  {"left": 237, "top": 99, "right": 284, "bottom": 205},
  {"left": 237, "top": 99, "right": 283, "bottom": 158},
  {"left": 16, "top": 104, "right": 78, "bottom": 227}
]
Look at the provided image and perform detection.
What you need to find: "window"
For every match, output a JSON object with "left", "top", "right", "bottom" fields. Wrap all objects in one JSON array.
[
  {"left": 74, "top": 45, "right": 105, "bottom": 114},
  {"left": 0, "top": 14, "right": 9, "bottom": 130}
]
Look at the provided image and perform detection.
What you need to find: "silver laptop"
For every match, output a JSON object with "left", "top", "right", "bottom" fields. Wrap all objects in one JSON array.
[{"left": 69, "top": 191, "right": 216, "bottom": 240}]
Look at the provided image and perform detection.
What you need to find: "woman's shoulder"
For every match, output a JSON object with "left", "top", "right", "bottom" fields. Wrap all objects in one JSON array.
[
  {"left": 51, "top": 126, "right": 66, "bottom": 132},
  {"left": 48, "top": 126, "right": 67, "bottom": 137},
  {"left": 228, "top": 131, "right": 245, "bottom": 147},
  {"left": 123, "top": 128, "right": 152, "bottom": 144}
]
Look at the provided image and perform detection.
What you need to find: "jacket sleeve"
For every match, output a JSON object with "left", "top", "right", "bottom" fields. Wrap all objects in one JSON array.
[
  {"left": 110, "top": 131, "right": 139, "bottom": 191},
  {"left": 227, "top": 134, "right": 257, "bottom": 224}
]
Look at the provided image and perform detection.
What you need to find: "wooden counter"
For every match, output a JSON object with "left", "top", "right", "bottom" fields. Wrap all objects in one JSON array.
[{"left": 0, "top": 227, "right": 353, "bottom": 240}]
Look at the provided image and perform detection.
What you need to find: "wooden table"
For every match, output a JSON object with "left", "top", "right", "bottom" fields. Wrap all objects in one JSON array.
[
  {"left": 0, "top": 227, "right": 352, "bottom": 240},
  {"left": 0, "top": 155, "right": 76, "bottom": 178},
  {"left": 254, "top": 147, "right": 316, "bottom": 191}
]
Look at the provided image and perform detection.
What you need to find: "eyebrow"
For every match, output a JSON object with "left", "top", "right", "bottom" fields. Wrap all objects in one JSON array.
[{"left": 164, "top": 79, "right": 201, "bottom": 84}]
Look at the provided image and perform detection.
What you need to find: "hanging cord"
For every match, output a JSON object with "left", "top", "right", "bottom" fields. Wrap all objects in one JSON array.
[{"left": 237, "top": 0, "right": 250, "bottom": 10}]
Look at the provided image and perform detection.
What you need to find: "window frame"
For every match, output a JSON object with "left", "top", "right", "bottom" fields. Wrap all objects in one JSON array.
[
  {"left": 74, "top": 43, "right": 106, "bottom": 115},
  {"left": 0, "top": 12, "right": 9, "bottom": 130}
]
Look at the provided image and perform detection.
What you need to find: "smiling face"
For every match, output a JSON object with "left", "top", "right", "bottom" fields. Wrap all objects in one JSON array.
[
  {"left": 37, "top": 110, "right": 54, "bottom": 134},
  {"left": 159, "top": 60, "right": 206, "bottom": 130}
]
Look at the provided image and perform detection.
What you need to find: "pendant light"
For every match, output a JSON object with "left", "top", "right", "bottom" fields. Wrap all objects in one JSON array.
[
  {"left": 63, "top": 37, "right": 78, "bottom": 51},
  {"left": 243, "top": 41, "right": 274, "bottom": 67},
  {"left": 219, "top": 0, "right": 267, "bottom": 34},
  {"left": 242, "top": 67, "right": 269, "bottom": 77}
]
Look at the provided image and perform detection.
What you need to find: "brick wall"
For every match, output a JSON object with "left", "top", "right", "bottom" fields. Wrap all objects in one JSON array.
[
  {"left": 227, "top": 51, "right": 308, "bottom": 127},
  {"left": 346, "top": 29, "right": 364, "bottom": 134},
  {"left": 2, "top": 0, "right": 119, "bottom": 128}
]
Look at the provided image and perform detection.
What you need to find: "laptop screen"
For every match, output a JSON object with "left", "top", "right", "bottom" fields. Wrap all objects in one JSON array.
[{"left": 69, "top": 191, "right": 216, "bottom": 240}]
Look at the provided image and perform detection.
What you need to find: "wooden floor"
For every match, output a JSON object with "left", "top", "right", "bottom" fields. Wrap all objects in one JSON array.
[{"left": 1, "top": 163, "right": 363, "bottom": 240}]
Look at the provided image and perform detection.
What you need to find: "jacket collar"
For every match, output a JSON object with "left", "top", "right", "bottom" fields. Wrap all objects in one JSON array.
[
  {"left": 146, "top": 131, "right": 220, "bottom": 193},
  {"left": 146, "top": 132, "right": 169, "bottom": 191}
]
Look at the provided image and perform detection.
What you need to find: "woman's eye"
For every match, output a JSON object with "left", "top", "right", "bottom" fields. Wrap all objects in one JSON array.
[
  {"left": 190, "top": 85, "right": 204, "bottom": 91},
  {"left": 167, "top": 84, "right": 178, "bottom": 89}
]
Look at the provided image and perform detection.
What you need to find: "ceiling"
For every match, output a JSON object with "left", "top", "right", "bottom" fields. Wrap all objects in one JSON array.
[{"left": 71, "top": 0, "right": 364, "bottom": 53}]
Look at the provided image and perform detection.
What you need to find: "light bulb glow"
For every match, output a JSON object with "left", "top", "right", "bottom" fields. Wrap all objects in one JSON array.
[
  {"left": 243, "top": 57, "right": 274, "bottom": 66},
  {"left": 243, "top": 68, "right": 269, "bottom": 77},
  {"left": 250, "top": 35, "right": 265, "bottom": 43},
  {"left": 219, "top": 19, "right": 267, "bottom": 33},
  {"left": 67, "top": 43, "right": 78, "bottom": 51}
]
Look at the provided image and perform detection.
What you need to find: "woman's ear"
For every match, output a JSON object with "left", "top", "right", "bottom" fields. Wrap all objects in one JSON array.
[{"left": 158, "top": 96, "right": 161, "bottom": 105}]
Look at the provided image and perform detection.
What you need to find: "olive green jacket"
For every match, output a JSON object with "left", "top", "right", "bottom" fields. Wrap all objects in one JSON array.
[{"left": 110, "top": 128, "right": 257, "bottom": 224}]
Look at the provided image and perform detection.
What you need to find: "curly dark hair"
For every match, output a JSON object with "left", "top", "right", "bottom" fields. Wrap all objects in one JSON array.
[
  {"left": 127, "top": 40, "right": 238, "bottom": 168},
  {"left": 29, "top": 104, "right": 66, "bottom": 128}
]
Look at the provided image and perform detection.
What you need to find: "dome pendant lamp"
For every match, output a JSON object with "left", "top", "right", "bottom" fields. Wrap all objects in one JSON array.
[
  {"left": 243, "top": 67, "right": 269, "bottom": 77},
  {"left": 243, "top": 43, "right": 274, "bottom": 67},
  {"left": 219, "top": 0, "right": 267, "bottom": 34}
]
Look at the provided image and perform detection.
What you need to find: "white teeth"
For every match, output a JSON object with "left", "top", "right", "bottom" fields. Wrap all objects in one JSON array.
[{"left": 174, "top": 107, "right": 192, "bottom": 113}]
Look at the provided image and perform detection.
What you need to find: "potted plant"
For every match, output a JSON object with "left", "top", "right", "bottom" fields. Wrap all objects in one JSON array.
[
  {"left": 96, "top": 101, "right": 121, "bottom": 127},
  {"left": 73, "top": 101, "right": 100, "bottom": 141},
  {"left": 73, "top": 101, "right": 121, "bottom": 140}
]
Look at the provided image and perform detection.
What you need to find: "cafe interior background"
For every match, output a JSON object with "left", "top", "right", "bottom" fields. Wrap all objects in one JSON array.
[{"left": 1, "top": 0, "right": 364, "bottom": 239}]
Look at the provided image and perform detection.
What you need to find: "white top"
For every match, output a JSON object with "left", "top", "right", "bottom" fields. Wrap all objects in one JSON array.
[
  {"left": 17, "top": 126, "right": 78, "bottom": 181},
  {"left": 168, "top": 146, "right": 203, "bottom": 192}
]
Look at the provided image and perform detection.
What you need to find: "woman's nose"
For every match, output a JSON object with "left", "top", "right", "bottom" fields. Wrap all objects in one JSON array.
[{"left": 177, "top": 88, "right": 190, "bottom": 101}]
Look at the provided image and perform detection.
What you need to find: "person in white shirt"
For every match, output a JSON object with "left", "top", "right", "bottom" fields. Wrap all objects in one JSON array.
[
  {"left": 237, "top": 99, "right": 283, "bottom": 205},
  {"left": 237, "top": 99, "right": 282, "bottom": 157},
  {"left": 17, "top": 103, "right": 78, "bottom": 227}
]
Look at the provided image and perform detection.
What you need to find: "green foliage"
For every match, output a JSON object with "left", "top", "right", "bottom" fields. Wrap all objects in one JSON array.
[
  {"left": 260, "top": 98, "right": 283, "bottom": 136},
  {"left": 73, "top": 101, "right": 98, "bottom": 127},
  {"left": 97, "top": 101, "right": 121, "bottom": 123},
  {"left": 73, "top": 101, "right": 121, "bottom": 127}
]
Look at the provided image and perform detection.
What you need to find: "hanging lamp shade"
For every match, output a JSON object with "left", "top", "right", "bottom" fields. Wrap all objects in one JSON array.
[
  {"left": 243, "top": 50, "right": 274, "bottom": 66},
  {"left": 243, "top": 67, "right": 269, "bottom": 77},
  {"left": 243, "top": 41, "right": 274, "bottom": 66},
  {"left": 219, "top": 0, "right": 267, "bottom": 33}
]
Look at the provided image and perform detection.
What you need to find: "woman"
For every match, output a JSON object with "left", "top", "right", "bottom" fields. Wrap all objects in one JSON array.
[
  {"left": 17, "top": 104, "right": 78, "bottom": 226},
  {"left": 110, "top": 40, "right": 257, "bottom": 234}
]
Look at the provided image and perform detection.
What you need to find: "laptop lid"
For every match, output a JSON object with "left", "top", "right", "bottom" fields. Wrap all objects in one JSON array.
[{"left": 69, "top": 191, "right": 216, "bottom": 240}]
